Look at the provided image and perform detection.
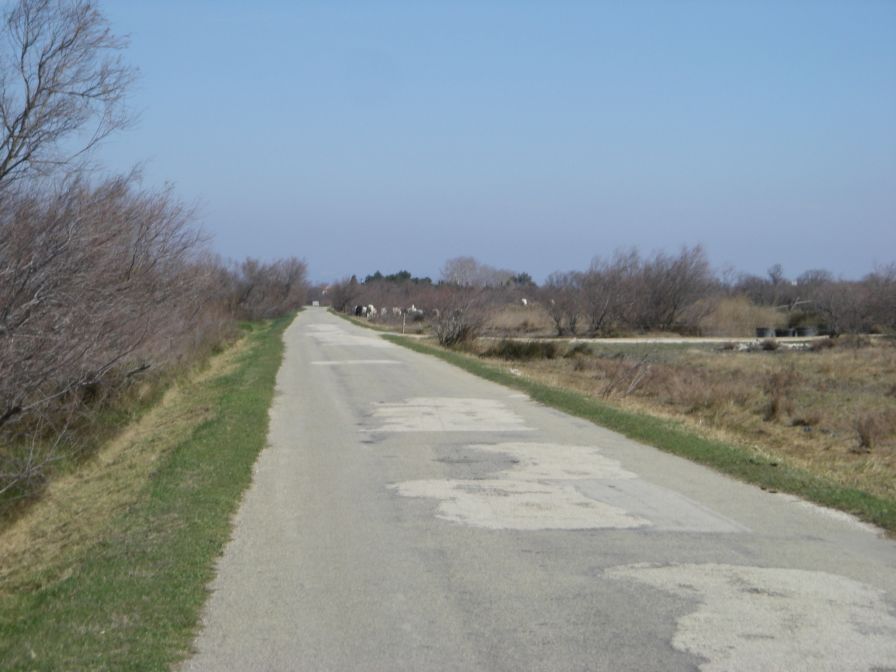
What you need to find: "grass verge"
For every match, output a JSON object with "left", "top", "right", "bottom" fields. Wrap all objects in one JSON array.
[
  {"left": 333, "top": 310, "right": 428, "bottom": 335},
  {"left": 384, "top": 335, "right": 896, "bottom": 535},
  {"left": 0, "top": 316, "right": 291, "bottom": 671}
]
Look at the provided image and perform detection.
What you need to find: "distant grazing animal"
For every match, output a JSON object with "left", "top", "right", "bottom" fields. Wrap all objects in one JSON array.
[
  {"left": 521, "top": 298, "right": 528, "bottom": 306},
  {"left": 367, "top": 305, "right": 377, "bottom": 318}
]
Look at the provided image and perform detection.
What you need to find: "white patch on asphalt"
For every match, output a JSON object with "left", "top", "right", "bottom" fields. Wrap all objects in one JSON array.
[
  {"left": 311, "top": 360, "right": 403, "bottom": 366},
  {"left": 305, "top": 324, "right": 393, "bottom": 348},
  {"left": 606, "top": 563, "right": 896, "bottom": 672},
  {"left": 393, "top": 441, "right": 744, "bottom": 532},
  {"left": 395, "top": 479, "right": 645, "bottom": 530},
  {"left": 392, "top": 442, "right": 649, "bottom": 530},
  {"left": 369, "top": 398, "right": 533, "bottom": 433}
]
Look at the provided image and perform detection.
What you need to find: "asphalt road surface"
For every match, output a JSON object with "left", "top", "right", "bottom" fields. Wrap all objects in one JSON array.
[{"left": 183, "top": 308, "right": 896, "bottom": 672}]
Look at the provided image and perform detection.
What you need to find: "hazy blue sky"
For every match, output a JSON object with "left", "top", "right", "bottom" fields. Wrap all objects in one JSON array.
[{"left": 99, "top": 0, "right": 896, "bottom": 283}]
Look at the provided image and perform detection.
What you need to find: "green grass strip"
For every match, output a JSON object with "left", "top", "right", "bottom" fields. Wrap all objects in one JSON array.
[
  {"left": 0, "top": 316, "right": 292, "bottom": 671},
  {"left": 384, "top": 334, "right": 895, "bottom": 535}
]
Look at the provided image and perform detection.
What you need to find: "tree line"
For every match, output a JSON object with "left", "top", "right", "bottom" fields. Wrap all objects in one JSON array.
[
  {"left": 330, "top": 248, "right": 896, "bottom": 345},
  {"left": 0, "top": 0, "right": 308, "bottom": 505}
]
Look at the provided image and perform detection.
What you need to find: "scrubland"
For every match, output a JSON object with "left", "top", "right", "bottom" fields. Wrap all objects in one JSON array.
[
  {"left": 478, "top": 336, "right": 896, "bottom": 503},
  {"left": 0, "top": 318, "right": 289, "bottom": 670}
]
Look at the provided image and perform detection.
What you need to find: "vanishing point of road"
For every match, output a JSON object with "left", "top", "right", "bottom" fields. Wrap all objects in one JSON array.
[{"left": 183, "top": 308, "right": 896, "bottom": 672}]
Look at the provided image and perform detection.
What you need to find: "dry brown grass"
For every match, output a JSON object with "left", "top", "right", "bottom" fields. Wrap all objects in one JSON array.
[
  {"left": 697, "top": 296, "right": 787, "bottom": 337},
  {"left": 343, "top": 314, "right": 426, "bottom": 334},
  {"left": 477, "top": 338, "right": 896, "bottom": 501},
  {"left": 855, "top": 410, "right": 896, "bottom": 453},
  {"left": 0, "top": 338, "right": 247, "bottom": 593},
  {"left": 483, "top": 303, "right": 555, "bottom": 336}
]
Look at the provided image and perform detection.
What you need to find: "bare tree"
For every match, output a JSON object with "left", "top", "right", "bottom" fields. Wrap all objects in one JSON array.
[
  {"left": 0, "top": 0, "right": 134, "bottom": 191},
  {"left": 232, "top": 257, "right": 308, "bottom": 320},
  {"left": 441, "top": 256, "right": 480, "bottom": 287},
  {"left": 327, "top": 275, "right": 361, "bottom": 313},
  {"left": 441, "top": 256, "right": 515, "bottom": 288},
  {"left": 0, "top": 174, "right": 202, "bottom": 426},
  {"left": 430, "top": 285, "right": 489, "bottom": 346},
  {"left": 0, "top": 1, "right": 317, "bottom": 507},
  {"left": 540, "top": 271, "right": 582, "bottom": 336},
  {"left": 864, "top": 264, "right": 896, "bottom": 332},
  {"left": 582, "top": 250, "right": 640, "bottom": 335},
  {"left": 635, "top": 246, "right": 713, "bottom": 331},
  {"left": 0, "top": 174, "right": 216, "bottom": 500}
]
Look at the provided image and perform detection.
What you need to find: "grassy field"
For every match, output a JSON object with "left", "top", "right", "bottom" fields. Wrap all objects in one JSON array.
[
  {"left": 0, "top": 316, "right": 290, "bottom": 671},
  {"left": 484, "top": 337, "right": 896, "bottom": 500},
  {"left": 385, "top": 334, "right": 896, "bottom": 535},
  {"left": 342, "top": 313, "right": 427, "bottom": 334}
]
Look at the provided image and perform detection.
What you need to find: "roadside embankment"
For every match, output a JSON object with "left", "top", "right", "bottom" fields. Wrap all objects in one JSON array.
[{"left": 0, "top": 316, "right": 291, "bottom": 671}]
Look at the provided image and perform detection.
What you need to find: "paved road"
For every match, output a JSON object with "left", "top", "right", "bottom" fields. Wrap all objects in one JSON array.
[{"left": 184, "top": 308, "right": 896, "bottom": 672}]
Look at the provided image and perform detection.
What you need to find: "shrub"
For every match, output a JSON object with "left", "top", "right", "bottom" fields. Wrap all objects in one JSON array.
[
  {"left": 855, "top": 415, "right": 878, "bottom": 452},
  {"left": 810, "top": 338, "right": 837, "bottom": 352},
  {"left": 599, "top": 354, "right": 652, "bottom": 399},
  {"left": 230, "top": 257, "right": 308, "bottom": 320},
  {"left": 763, "top": 368, "right": 799, "bottom": 422},
  {"left": 696, "top": 296, "right": 786, "bottom": 337},
  {"left": 572, "top": 357, "right": 590, "bottom": 372},
  {"left": 564, "top": 343, "right": 592, "bottom": 358},
  {"left": 433, "top": 310, "right": 478, "bottom": 347},
  {"left": 483, "top": 339, "right": 557, "bottom": 361},
  {"left": 855, "top": 411, "right": 896, "bottom": 452},
  {"left": 431, "top": 288, "right": 489, "bottom": 347},
  {"left": 648, "top": 364, "right": 751, "bottom": 413},
  {"left": 791, "top": 413, "right": 821, "bottom": 428},
  {"left": 838, "top": 334, "right": 872, "bottom": 349}
]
